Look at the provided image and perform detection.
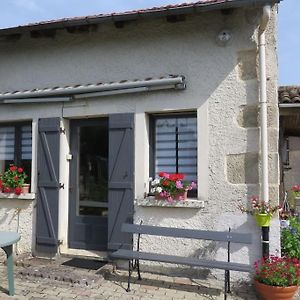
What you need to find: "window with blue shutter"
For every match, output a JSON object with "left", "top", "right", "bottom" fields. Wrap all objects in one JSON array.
[{"left": 0, "top": 122, "right": 32, "bottom": 183}]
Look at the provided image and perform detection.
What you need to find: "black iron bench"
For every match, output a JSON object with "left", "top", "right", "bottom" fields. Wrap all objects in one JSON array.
[{"left": 110, "top": 223, "right": 253, "bottom": 299}]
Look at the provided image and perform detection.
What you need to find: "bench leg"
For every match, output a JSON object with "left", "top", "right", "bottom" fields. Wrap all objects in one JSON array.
[
  {"left": 224, "top": 270, "right": 228, "bottom": 300},
  {"left": 2, "top": 245, "right": 15, "bottom": 296},
  {"left": 126, "top": 260, "right": 133, "bottom": 292},
  {"left": 227, "top": 270, "right": 231, "bottom": 293},
  {"left": 136, "top": 259, "right": 142, "bottom": 280}
]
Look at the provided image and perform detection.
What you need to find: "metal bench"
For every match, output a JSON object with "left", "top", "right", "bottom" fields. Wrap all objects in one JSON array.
[
  {"left": 110, "top": 223, "right": 252, "bottom": 300},
  {"left": 0, "top": 231, "right": 20, "bottom": 296}
]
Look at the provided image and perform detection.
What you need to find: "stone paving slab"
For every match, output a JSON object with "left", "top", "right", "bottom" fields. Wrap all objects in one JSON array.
[{"left": 0, "top": 257, "right": 297, "bottom": 299}]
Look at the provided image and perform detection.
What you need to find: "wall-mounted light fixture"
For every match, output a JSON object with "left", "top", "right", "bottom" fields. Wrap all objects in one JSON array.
[{"left": 216, "top": 30, "right": 232, "bottom": 46}]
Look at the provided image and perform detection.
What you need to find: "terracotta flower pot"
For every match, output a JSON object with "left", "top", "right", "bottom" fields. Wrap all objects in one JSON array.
[
  {"left": 21, "top": 184, "right": 30, "bottom": 194},
  {"left": 254, "top": 280, "right": 299, "bottom": 300},
  {"left": 255, "top": 213, "right": 272, "bottom": 227}
]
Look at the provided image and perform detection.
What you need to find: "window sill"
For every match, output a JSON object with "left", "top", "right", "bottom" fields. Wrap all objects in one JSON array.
[
  {"left": 135, "top": 197, "right": 204, "bottom": 208},
  {"left": 0, "top": 193, "right": 35, "bottom": 200}
]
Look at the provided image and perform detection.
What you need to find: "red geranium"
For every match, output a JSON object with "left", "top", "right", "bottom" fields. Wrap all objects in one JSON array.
[
  {"left": 0, "top": 180, "right": 2, "bottom": 188},
  {"left": 3, "top": 187, "right": 12, "bottom": 193},
  {"left": 254, "top": 256, "right": 300, "bottom": 287},
  {"left": 1, "top": 165, "right": 28, "bottom": 194},
  {"left": 14, "top": 187, "right": 22, "bottom": 195},
  {"left": 150, "top": 172, "right": 196, "bottom": 202},
  {"left": 9, "top": 165, "right": 17, "bottom": 172},
  {"left": 159, "top": 172, "right": 170, "bottom": 179},
  {"left": 169, "top": 173, "right": 184, "bottom": 181}
]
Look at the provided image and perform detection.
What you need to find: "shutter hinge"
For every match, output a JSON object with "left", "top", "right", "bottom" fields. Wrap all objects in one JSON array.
[
  {"left": 59, "top": 183, "right": 65, "bottom": 189},
  {"left": 66, "top": 154, "right": 73, "bottom": 161},
  {"left": 60, "top": 120, "right": 66, "bottom": 134}
]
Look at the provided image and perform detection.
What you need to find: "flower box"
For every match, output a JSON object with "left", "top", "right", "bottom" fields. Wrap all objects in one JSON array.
[{"left": 150, "top": 172, "right": 196, "bottom": 202}]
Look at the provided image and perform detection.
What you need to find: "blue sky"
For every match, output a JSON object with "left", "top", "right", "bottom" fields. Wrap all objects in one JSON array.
[{"left": 0, "top": 0, "right": 298, "bottom": 85}]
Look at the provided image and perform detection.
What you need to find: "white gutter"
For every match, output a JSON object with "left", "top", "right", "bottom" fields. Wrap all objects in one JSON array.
[
  {"left": 259, "top": 4, "right": 271, "bottom": 203},
  {"left": 0, "top": 76, "right": 185, "bottom": 101},
  {"left": 279, "top": 103, "right": 300, "bottom": 108}
]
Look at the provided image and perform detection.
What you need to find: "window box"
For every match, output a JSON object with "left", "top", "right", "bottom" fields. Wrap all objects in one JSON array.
[
  {"left": 0, "top": 192, "right": 35, "bottom": 200},
  {"left": 135, "top": 197, "right": 204, "bottom": 208}
]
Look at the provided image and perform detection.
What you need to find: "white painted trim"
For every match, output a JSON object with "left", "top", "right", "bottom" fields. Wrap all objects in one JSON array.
[
  {"left": 197, "top": 102, "right": 209, "bottom": 200},
  {"left": 59, "top": 247, "right": 108, "bottom": 260},
  {"left": 58, "top": 118, "right": 70, "bottom": 250},
  {"left": 31, "top": 119, "right": 38, "bottom": 193}
]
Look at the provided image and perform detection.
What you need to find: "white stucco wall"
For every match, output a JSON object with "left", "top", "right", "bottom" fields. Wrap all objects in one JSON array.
[
  {"left": 0, "top": 196, "right": 34, "bottom": 255},
  {"left": 0, "top": 5, "right": 279, "bottom": 278}
]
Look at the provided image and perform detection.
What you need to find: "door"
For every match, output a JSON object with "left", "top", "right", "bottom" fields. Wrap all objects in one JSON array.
[{"left": 68, "top": 118, "right": 109, "bottom": 251}]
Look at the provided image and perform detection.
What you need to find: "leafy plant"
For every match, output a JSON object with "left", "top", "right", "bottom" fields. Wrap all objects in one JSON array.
[
  {"left": 281, "top": 216, "right": 300, "bottom": 260},
  {"left": 150, "top": 172, "right": 196, "bottom": 202},
  {"left": 238, "top": 196, "right": 281, "bottom": 216},
  {"left": 254, "top": 255, "right": 300, "bottom": 287},
  {"left": 0, "top": 165, "right": 27, "bottom": 195}
]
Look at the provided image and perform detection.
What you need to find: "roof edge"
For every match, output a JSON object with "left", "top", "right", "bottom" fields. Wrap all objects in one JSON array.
[{"left": 0, "top": 0, "right": 280, "bottom": 36}]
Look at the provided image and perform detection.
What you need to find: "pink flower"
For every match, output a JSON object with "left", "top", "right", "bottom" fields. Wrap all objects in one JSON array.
[
  {"left": 159, "top": 172, "right": 170, "bottom": 179},
  {"left": 175, "top": 180, "right": 183, "bottom": 189}
]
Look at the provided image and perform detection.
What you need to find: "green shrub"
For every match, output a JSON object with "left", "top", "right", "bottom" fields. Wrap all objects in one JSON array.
[{"left": 281, "top": 216, "right": 300, "bottom": 260}]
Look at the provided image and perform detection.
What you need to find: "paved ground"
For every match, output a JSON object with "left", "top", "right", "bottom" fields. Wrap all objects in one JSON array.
[{"left": 0, "top": 256, "right": 296, "bottom": 300}]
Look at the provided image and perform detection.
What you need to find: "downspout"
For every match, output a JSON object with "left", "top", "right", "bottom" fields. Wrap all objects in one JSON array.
[
  {"left": 259, "top": 4, "right": 271, "bottom": 259},
  {"left": 259, "top": 4, "right": 271, "bottom": 204}
]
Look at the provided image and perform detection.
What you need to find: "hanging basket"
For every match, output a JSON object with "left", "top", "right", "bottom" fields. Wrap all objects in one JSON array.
[{"left": 255, "top": 213, "right": 272, "bottom": 227}]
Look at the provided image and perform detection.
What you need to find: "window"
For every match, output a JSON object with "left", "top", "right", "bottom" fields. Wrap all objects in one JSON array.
[
  {"left": 0, "top": 123, "right": 32, "bottom": 183},
  {"left": 150, "top": 114, "right": 197, "bottom": 197}
]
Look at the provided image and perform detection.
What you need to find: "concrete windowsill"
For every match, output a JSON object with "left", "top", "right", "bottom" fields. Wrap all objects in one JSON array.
[
  {"left": 0, "top": 193, "right": 35, "bottom": 200},
  {"left": 135, "top": 197, "right": 204, "bottom": 208}
]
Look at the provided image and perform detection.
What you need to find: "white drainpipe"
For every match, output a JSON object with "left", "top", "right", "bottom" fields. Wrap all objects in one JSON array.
[{"left": 259, "top": 5, "right": 271, "bottom": 203}]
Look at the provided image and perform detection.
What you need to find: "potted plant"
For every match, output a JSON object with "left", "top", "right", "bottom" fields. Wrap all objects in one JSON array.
[
  {"left": 150, "top": 172, "right": 196, "bottom": 202},
  {"left": 0, "top": 165, "right": 28, "bottom": 195},
  {"left": 254, "top": 255, "right": 300, "bottom": 300},
  {"left": 238, "top": 196, "right": 281, "bottom": 227}
]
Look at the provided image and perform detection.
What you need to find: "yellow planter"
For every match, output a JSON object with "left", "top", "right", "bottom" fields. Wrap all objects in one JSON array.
[{"left": 255, "top": 214, "right": 272, "bottom": 227}]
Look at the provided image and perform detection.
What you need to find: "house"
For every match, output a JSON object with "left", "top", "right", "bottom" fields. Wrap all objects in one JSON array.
[
  {"left": 0, "top": 0, "right": 281, "bottom": 277},
  {"left": 279, "top": 86, "right": 300, "bottom": 212}
]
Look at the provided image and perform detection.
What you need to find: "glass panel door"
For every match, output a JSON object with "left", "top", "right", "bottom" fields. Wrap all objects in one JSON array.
[
  {"left": 69, "top": 118, "right": 109, "bottom": 251},
  {"left": 78, "top": 124, "right": 108, "bottom": 216}
]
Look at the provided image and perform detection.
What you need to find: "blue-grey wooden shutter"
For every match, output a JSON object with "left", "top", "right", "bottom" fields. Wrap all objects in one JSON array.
[
  {"left": 36, "top": 118, "right": 60, "bottom": 254},
  {"left": 108, "top": 113, "right": 134, "bottom": 250}
]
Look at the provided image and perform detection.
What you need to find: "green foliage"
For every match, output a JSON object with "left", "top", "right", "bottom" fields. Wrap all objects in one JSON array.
[{"left": 281, "top": 217, "right": 300, "bottom": 260}]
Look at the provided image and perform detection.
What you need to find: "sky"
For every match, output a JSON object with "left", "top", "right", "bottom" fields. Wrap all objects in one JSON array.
[{"left": 0, "top": 0, "right": 298, "bottom": 86}]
